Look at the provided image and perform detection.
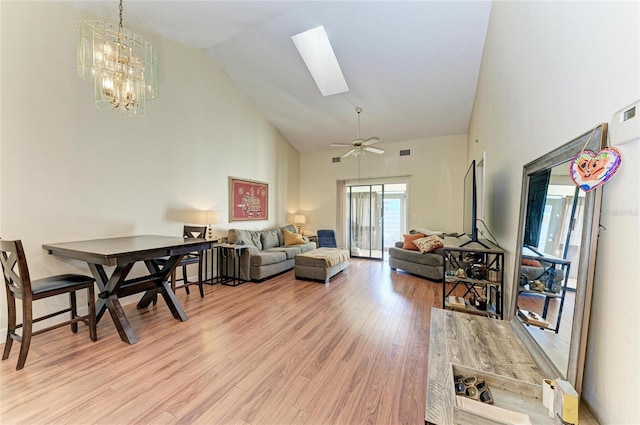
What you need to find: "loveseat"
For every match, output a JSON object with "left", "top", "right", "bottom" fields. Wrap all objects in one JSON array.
[
  {"left": 520, "top": 259, "right": 566, "bottom": 293},
  {"left": 227, "top": 224, "right": 317, "bottom": 281},
  {"left": 389, "top": 242, "right": 444, "bottom": 281},
  {"left": 388, "top": 232, "right": 445, "bottom": 281}
]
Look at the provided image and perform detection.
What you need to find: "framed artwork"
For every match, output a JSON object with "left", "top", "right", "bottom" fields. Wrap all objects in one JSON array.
[{"left": 229, "top": 177, "right": 268, "bottom": 221}]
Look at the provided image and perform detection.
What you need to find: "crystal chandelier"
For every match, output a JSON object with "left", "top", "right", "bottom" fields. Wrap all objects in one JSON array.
[{"left": 77, "top": 0, "right": 158, "bottom": 117}]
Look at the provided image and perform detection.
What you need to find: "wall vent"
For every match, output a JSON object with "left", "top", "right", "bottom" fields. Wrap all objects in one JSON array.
[
  {"left": 332, "top": 157, "right": 341, "bottom": 163},
  {"left": 400, "top": 149, "right": 411, "bottom": 156}
]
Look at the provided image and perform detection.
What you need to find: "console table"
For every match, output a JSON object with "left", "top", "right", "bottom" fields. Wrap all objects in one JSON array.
[{"left": 425, "top": 309, "right": 598, "bottom": 424}]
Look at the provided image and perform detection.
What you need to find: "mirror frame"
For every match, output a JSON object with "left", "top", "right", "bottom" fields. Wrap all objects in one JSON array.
[{"left": 509, "top": 123, "right": 607, "bottom": 393}]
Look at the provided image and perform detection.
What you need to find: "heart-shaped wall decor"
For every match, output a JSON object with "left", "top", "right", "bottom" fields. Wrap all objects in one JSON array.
[{"left": 570, "top": 148, "right": 622, "bottom": 192}]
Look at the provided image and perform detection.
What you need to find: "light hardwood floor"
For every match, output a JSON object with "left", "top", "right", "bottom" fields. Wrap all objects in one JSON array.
[{"left": 1, "top": 259, "right": 442, "bottom": 425}]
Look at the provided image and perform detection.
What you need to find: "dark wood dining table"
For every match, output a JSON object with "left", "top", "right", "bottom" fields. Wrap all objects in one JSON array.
[{"left": 43, "top": 235, "right": 213, "bottom": 344}]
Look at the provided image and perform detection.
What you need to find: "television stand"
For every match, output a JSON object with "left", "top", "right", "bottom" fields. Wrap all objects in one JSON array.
[{"left": 443, "top": 236, "right": 504, "bottom": 319}]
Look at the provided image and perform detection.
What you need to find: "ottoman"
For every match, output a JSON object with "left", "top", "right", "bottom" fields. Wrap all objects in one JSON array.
[{"left": 294, "top": 248, "right": 350, "bottom": 283}]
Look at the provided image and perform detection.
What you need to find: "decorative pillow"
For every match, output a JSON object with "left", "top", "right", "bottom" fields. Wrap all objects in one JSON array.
[
  {"left": 283, "top": 229, "right": 306, "bottom": 246},
  {"left": 521, "top": 258, "right": 542, "bottom": 268},
  {"left": 414, "top": 235, "right": 444, "bottom": 253},
  {"left": 261, "top": 230, "right": 280, "bottom": 249},
  {"left": 402, "top": 233, "right": 426, "bottom": 250},
  {"left": 278, "top": 225, "right": 297, "bottom": 246}
]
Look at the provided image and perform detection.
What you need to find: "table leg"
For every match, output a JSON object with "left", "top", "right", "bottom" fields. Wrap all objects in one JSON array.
[
  {"left": 89, "top": 262, "right": 138, "bottom": 344},
  {"left": 104, "top": 294, "right": 138, "bottom": 344},
  {"left": 136, "top": 256, "right": 185, "bottom": 313},
  {"left": 157, "top": 280, "right": 188, "bottom": 321},
  {"left": 89, "top": 263, "right": 133, "bottom": 324}
]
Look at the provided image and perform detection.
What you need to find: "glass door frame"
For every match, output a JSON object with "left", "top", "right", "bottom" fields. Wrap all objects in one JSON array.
[{"left": 347, "top": 184, "right": 384, "bottom": 260}]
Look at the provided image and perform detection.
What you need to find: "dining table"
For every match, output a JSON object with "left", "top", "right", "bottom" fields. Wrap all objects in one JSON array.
[{"left": 43, "top": 235, "right": 213, "bottom": 344}]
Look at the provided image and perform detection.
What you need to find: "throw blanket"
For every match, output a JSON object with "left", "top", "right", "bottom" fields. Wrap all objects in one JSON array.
[{"left": 298, "top": 248, "right": 350, "bottom": 267}]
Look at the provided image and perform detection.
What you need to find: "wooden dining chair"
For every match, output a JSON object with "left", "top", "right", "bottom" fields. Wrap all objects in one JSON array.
[
  {"left": 157, "top": 225, "right": 207, "bottom": 298},
  {"left": 0, "top": 239, "right": 97, "bottom": 370}
]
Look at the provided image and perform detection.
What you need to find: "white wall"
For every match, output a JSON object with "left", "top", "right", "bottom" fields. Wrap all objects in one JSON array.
[
  {"left": 299, "top": 135, "right": 467, "bottom": 241},
  {"left": 0, "top": 2, "right": 300, "bottom": 335},
  {"left": 469, "top": 1, "right": 639, "bottom": 423}
]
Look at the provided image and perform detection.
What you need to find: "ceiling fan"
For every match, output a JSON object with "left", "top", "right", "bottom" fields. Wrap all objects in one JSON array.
[{"left": 331, "top": 107, "right": 384, "bottom": 157}]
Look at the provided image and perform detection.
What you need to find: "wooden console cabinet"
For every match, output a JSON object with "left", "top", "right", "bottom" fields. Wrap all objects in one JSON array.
[{"left": 425, "top": 309, "right": 598, "bottom": 424}]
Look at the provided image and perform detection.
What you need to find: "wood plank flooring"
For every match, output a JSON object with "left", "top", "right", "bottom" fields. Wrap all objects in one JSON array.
[{"left": 0, "top": 259, "right": 443, "bottom": 425}]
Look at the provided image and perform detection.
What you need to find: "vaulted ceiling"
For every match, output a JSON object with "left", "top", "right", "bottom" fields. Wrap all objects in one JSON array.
[{"left": 64, "top": 1, "right": 491, "bottom": 153}]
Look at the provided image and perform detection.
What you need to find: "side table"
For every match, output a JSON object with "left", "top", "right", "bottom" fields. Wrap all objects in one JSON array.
[
  {"left": 203, "top": 240, "right": 220, "bottom": 284},
  {"left": 218, "top": 244, "right": 251, "bottom": 286}
]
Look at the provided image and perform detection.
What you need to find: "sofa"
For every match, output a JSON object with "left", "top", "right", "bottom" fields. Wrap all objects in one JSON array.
[
  {"left": 520, "top": 259, "right": 566, "bottom": 293},
  {"left": 227, "top": 224, "right": 317, "bottom": 281},
  {"left": 388, "top": 240, "right": 444, "bottom": 282}
]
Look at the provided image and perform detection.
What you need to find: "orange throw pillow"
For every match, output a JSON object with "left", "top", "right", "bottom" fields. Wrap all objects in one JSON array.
[
  {"left": 521, "top": 258, "right": 542, "bottom": 268},
  {"left": 402, "top": 233, "right": 426, "bottom": 251}
]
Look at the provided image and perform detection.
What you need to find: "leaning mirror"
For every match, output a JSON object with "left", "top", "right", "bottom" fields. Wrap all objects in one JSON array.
[{"left": 510, "top": 123, "right": 607, "bottom": 393}]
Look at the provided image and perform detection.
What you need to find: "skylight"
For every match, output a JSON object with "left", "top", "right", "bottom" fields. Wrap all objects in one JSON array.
[{"left": 291, "top": 25, "right": 349, "bottom": 96}]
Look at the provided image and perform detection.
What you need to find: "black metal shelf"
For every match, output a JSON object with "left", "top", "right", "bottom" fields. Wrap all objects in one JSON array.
[{"left": 442, "top": 237, "right": 504, "bottom": 319}]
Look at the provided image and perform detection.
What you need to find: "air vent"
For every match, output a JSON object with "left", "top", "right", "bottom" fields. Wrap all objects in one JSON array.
[
  {"left": 400, "top": 149, "right": 411, "bottom": 156},
  {"left": 332, "top": 157, "right": 341, "bottom": 163}
]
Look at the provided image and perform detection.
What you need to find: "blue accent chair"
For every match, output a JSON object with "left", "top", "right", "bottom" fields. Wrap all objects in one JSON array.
[{"left": 317, "top": 229, "right": 337, "bottom": 248}]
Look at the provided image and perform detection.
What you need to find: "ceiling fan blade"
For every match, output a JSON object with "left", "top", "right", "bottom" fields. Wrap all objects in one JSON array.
[
  {"left": 331, "top": 143, "right": 352, "bottom": 147},
  {"left": 342, "top": 148, "right": 357, "bottom": 157},
  {"left": 364, "top": 146, "right": 384, "bottom": 154},
  {"left": 362, "top": 137, "right": 380, "bottom": 146}
]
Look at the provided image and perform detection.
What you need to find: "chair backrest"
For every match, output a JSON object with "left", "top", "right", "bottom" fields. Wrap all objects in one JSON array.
[
  {"left": 317, "top": 229, "right": 337, "bottom": 248},
  {"left": 0, "top": 239, "right": 32, "bottom": 296},
  {"left": 183, "top": 225, "right": 207, "bottom": 240}
]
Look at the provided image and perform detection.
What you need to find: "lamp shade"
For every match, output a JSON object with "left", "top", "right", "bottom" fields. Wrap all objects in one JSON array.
[
  {"left": 294, "top": 215, "right": 306, "bottom": 224},
  {"left": 196, "top": 210, "right": 221, "bottom": 225}
]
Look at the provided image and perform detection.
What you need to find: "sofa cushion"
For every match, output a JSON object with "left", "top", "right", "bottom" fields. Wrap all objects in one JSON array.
[
  {"left": 413, "top": 235, "right": 444, "bottom": 253},
  {"left": 298, "top": 242, "right": 317, "bottom": 253},
  {"left": 402, "top": 233, "right": 426, "bottom": 250},
  {"left": 414, "top": 228, "right": 445, "bottom": 237},
  {"left": 284, "top": 229, "right": 306, "bottom": 246},
  {"left": 250, "top": 250, "right": 287, "bottom": 267},
  {"left": 389, "top": 246, "right": 444, "bottom": 267},
  {"left": 266, "top": 246, "right": 303, "bottom": 259},
  {"left": 229, "top": 229, "right": 263, "bottom": 251},
  {"left": 261, "top": 229, "right": 280, "bottom": 250}
]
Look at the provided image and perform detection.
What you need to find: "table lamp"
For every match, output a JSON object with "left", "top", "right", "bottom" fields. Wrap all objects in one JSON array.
[
  {"left": 198, "top": 210, "right": 221, "bottom": 240},
  {"left": 294, "top": 215, "right": 306, "bottom": 234}
]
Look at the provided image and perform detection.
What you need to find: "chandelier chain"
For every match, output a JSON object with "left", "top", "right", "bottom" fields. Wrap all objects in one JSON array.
[{"left": 119, "top": 0, "right": 124, "bottom": 30}]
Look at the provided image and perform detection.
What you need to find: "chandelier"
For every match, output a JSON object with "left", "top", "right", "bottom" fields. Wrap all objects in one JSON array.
[{"left": 77, "top": 0, "right": 158, "bottom": 117}]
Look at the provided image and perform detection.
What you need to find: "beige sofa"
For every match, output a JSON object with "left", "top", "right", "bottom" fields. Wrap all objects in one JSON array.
[
  {"left": 388, "top": 241, "right": 444, "bottom": 281},
  {"left": 227, "top": 224, "right": 316, "bottom": 281}
]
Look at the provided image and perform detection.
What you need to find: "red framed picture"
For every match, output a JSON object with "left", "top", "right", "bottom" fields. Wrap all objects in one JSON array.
[{"left": 229, "top": 177, "right": 268, "bottom": 221}]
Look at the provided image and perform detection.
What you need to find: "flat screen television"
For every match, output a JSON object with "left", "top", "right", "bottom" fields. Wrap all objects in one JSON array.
[
  {"left": 463, "top": 160, "right": 477, "bottom": 240},
  {"left": 460, "top": 160, "right": 489, "bottom": 248}
]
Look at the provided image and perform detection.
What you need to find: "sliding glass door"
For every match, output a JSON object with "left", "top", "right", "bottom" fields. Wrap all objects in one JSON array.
[
  {"left": 349, "top": 185, "right": 383, "bottom": 259},
  {"left": 347, "top": 182, "right": 407, "bottom": 260}
]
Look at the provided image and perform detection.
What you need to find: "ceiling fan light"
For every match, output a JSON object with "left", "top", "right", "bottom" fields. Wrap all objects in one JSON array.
[{"left": 332, "top": 107, "right": 384, "bottom": 157}]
